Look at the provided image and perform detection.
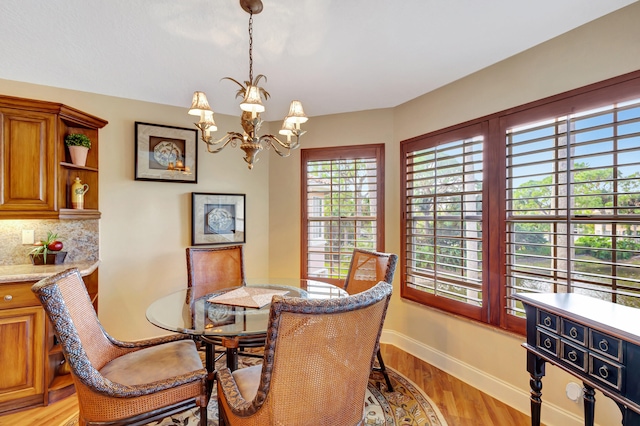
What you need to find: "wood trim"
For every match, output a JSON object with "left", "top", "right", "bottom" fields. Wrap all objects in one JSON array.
[
  {"left": 400, "top": 122, "right": 489, "bottom": 322},
  {"left": 300, "top": 144, "right": 385, "bottom": 279}
]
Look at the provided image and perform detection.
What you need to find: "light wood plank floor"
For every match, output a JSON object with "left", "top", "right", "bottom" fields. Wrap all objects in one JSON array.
[
  {"left": 379, "top": 344, "right": 532, "bottom": 425},
  {"left": 0, "top": 344, "right": 532, "bottom": 426}
]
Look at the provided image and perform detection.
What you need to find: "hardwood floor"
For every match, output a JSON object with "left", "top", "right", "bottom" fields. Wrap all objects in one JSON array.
[
  {"left": 380, "top": 344, "right": 532, "bottom": 425},
  {"left": 0, "top": 344, "right": 531, "bottom": 426},
  {"left": 0, "top": 398, "right": 77, "bottom": 426}
]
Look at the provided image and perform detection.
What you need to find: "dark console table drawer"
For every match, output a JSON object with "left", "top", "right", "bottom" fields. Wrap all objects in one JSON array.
[{"left": 515, "top": 292, "right": 640, "bottom": 426}]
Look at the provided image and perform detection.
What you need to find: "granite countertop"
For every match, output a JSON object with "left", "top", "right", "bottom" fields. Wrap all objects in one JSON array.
[{"left": 0, "top": 261, "right": 100, "bottom": 284}]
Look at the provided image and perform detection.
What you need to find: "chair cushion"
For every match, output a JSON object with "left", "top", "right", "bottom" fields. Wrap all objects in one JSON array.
[
  {"left": 100, "top": 340, "right": 202, "bottom": 386},
  {"left": 230, "top": 364, "right": 261, "bottom": 402}
]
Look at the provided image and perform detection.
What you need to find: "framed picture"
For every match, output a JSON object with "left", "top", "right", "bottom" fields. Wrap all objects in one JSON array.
[
  {"left": 135, "top": 122, "right": 198, "bottom": 183},
  {"left": 192, "top": 192, "right": 246, "bottom": 245}
]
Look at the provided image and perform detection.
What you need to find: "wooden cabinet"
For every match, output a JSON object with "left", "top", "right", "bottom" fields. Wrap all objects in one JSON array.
[
  {"left": 0, "top": 95, "right": 107, "bottom": 219},
  {"left": 0, "top": 108, "right": 56, "bottom": 214},
  {"left": 0, "top": 306, "right": 45, "bottom": 413},
  {"left": 0, "top": 269, "right": 98, "bottom": 414},
  {"left": 0, "top": 283, "right": 45, "bottom": 413}
]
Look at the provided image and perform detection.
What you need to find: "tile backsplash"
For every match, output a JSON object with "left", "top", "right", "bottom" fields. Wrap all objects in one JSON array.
[{"left": 0, "top": 219, "right": 99, "bottom": 265}]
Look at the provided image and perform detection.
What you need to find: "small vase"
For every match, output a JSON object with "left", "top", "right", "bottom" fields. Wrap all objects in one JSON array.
[
  {"left": 30, "top": 252, "right": 67, "bottom": 265},
  {"left": 68, "top": 146, "right": 89, "bottom": 167}
]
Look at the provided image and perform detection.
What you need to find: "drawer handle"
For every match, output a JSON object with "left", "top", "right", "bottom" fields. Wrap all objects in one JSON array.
[
  {"left": 543, "top": 317, "right": 552, "bottom": 327},
  {"left": 3, "top": 294, "right": 12, "bottom": 301},
  {"left": 543, "top": 338, "right": 552, "bottom": 349},
  {"left": 599, "top": 339, "right": 609, "bottom": 352},
  {"left": 599, "top": 365, "right": 609, "bottom": 379},
  {"left": 568, "top": 351, "right": 578, "bottom": 362},
  {"left": 569, "top": 327, "right": 578, "bottom": 339}
]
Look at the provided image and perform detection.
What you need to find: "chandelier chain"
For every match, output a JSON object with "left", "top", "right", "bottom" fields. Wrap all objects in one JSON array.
[{"left": 248, "top": 11, "right": 254, "bottom": 83}]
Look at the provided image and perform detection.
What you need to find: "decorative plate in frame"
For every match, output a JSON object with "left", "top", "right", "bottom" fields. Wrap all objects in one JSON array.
[
  {"left": 192, "top": 192, "right": 246, "bottom": 245},
  {"left": 135, "top": 122, "right": 197, "bottom": 183}
]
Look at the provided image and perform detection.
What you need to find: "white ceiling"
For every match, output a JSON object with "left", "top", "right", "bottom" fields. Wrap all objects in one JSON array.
[{"left": 0, "top": 0, "right": 636, "bottom": 120}]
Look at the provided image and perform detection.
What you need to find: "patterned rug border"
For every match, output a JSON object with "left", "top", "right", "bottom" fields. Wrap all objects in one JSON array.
[{"left": 386, "top": 366, "right": 449, "bottom": 426}]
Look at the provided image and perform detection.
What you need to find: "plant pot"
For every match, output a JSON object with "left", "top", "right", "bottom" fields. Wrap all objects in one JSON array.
[
  {"left": 68, "top": 146, "right": 89, "bottom": 167},
  {"left": 30, "top": 251, "right": 67, "bottom": 265}
]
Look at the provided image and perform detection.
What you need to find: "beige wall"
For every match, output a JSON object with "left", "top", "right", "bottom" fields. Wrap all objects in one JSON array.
[
  {"left": 0, "top": 2, "right": 638, "bottom": 425},
  {"left": 0, "top": 80, "right": 273, "bottom": 340},
  {"left": 269, "top": 3, "right": 640, "bottom": 426}
]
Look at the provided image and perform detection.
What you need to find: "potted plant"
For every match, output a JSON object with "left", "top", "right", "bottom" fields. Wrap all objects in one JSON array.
[
  {"left": 65, "top": 133, "right": 92, "bottom": 166},
  {"left": 29, "top": 231, "right": 67, "bottom": 265}
]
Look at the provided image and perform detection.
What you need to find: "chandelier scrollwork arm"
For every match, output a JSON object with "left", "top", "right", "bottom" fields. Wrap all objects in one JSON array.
[
  {"left": 199, "top": 131, "right": 245, "bottom": 154},
  {"left": 258, "top": 132, "right": 303, "bottom": 157}
]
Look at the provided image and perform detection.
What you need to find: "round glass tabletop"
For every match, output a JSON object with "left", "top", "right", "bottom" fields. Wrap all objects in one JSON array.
[{"left": 146, "top": 278, "right": 347, "bottom": 338}]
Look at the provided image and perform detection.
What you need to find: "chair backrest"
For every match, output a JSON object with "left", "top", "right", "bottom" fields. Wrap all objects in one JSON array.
[
  {"left": 247, "top": 281, "right": 392, "bottom": 424},
  {"left": 31, "top": 268, "right": 127, "bottom": 383},
  {"left": 344, "top": 249, "right": 398, "bottom": 295},
  {"left": 186, "top": 245, "right": 245, "bottom": 303}
]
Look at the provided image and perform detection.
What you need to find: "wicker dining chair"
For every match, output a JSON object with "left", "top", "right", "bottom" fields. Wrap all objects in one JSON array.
[
  {"left": 31, "top": 268, "right": 208, "bottom": 426},
  {"left": 217, "top": 280, "right": 393, "bottom": 426},
  {"left": 186, "top": 245, "right": 264, "bottom": 366},
  {"left": 186, "top": 245, "right": 246, "bottom": 304},
  {"left": 344, "top": 248, "right": 398, "bottom": 391}
]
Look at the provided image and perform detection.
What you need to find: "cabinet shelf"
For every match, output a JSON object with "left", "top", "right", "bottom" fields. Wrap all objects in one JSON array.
[
  {"left": 49, "top": 374, "right": 73, "bottom": 391},
  {"left": 58, "top": 208, "right": 101, "bottom": 220},
  {"left": 49, "top": 344, "right": 63, "bottom": 355},
  {"left": 48, "top": 374, "right": 75, "bottom": 404},
  {"left": 60, "top": 162, "right": 99, "bottom": 173}
]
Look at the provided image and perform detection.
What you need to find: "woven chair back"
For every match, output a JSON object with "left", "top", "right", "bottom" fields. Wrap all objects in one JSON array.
[
  {"left": 251, "top": 281, "right": 392, "bottom": 425},
  {"left": 344, "top": 249, "right": 398, "bottom": 295},
  {"left": 186, "top": 245, "right": 245, "bottom": 303},
  {"left": 31, "top": 269, "right": 127, "bottom": 372}
]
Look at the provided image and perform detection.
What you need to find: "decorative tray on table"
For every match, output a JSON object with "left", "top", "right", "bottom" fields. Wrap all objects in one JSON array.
[{"left": 208, "top": 287, "right": 289, "bottom": 309}]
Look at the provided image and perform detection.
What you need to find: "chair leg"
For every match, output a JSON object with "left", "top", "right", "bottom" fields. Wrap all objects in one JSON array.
[
  {"left": 199, "top": 380, "right": 208, "bottom": 426},
  {"left": 200, "top": 404, "right": 208, "bottom": 426},
  {"left": 376, "top": 350, "right": 394, "bottom": 392}
]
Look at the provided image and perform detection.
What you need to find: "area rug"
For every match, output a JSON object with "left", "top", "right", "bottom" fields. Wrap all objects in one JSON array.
[
  {"left": 62, "top": 362, "right": 448, "bottom": 426},
  {"left": 147, "top": 366, "right": 448, "bottom": 426}
]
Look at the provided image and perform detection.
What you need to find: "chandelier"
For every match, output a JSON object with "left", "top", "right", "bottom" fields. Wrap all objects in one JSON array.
[{"left": 188, "top": 0, "right": 308, "bottom": 170}]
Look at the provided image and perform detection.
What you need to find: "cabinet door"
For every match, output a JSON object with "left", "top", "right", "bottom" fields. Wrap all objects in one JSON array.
[
  {"left": 0, "top": 306, "right": 45, "bottom": 405},
  {"left": 0, "top": 108, "right": 57, "bottom": 214}
]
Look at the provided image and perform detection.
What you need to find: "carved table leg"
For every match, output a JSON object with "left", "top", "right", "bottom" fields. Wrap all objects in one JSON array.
[
  {"left": 527, "top": 352, "right": 546, "bottom": 426},
  {"left": 582, "top": 383, "right": 595, "bottom": 426}
]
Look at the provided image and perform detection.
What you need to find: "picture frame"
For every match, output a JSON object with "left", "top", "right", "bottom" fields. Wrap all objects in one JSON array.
[
  {"left": 135, "top": 122, "right": 198, "bottom": 183},
  {"left": 192, "top": 192, "right": 246, "bottom": 245}
]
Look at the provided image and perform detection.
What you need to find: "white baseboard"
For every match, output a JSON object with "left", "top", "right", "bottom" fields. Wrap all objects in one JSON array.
[{"left": 380, "top": 330, "right": 584, "bottom": 426}]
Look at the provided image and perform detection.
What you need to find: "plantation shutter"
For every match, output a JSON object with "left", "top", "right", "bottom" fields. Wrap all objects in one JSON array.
[
  {"left": 403, "top": 132, "right": 484, "bottom": 312},
  {"left": 301, "top": 145, "right": 384, "bottom": 285},
  {"left": 505, "top": 98, "right": 640, "bottom": 317}
]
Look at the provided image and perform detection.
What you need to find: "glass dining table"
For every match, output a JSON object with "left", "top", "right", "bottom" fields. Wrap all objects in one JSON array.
[{"left": 146, "top": 278, "right": 348, "bottom": 376}]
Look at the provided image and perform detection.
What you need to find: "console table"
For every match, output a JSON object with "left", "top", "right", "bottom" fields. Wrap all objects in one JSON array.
[{"left": 515, "top": 292, "right": 640, "bottom": 426}]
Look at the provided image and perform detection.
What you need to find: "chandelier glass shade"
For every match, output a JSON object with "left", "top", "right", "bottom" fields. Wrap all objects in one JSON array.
[{"left": 188, "top": 0, "right": 308, "bottom": 170}]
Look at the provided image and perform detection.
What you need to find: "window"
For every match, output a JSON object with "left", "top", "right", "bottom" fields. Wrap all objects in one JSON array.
[
  {"left": 301, "top": 145, "right": 384, "bottom": 287},
  {"left": 403, "top": 124, "right": 487, "bottom": 320},
  {"left": 505, "top": 98, "right": 640, "bottom": 319},
  {"left": 401, "top": 71, "right": 640, "bottom": 333}
]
